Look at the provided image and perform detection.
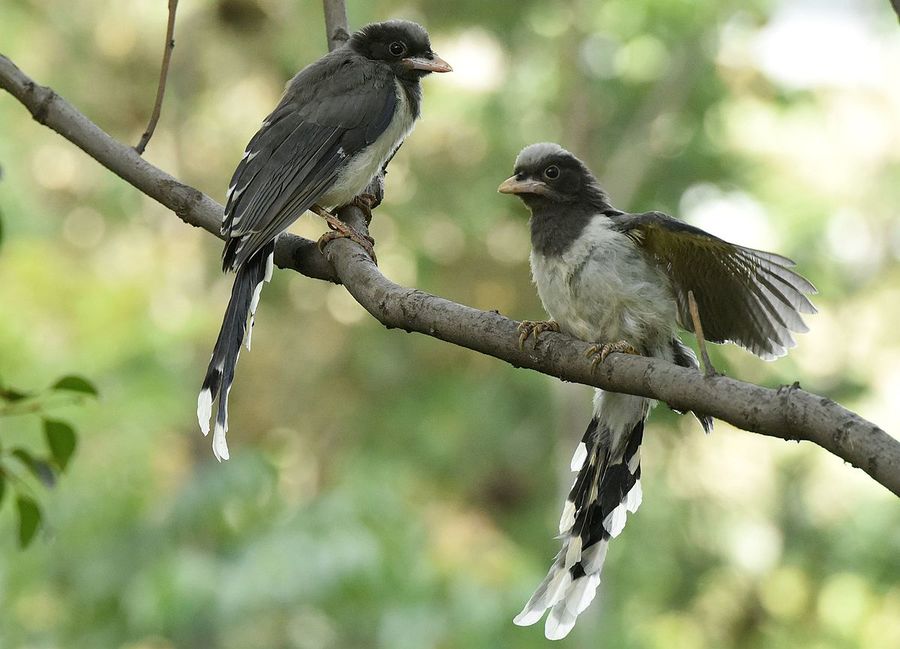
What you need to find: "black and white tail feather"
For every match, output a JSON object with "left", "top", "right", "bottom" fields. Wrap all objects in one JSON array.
[
  {"left": 515, "top": 391, "right": 648, "bottom": 640},
  {"left": 197, "top": 240, "right": 275, "bottom": 462},
  {"left": 515, "top": 340, "right": 712, "bottom": 639}
]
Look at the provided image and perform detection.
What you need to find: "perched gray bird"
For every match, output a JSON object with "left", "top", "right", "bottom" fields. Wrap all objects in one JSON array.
[
  {"left": 198, "top": 20, "right": 450, "bottom": 460},
  {"left": 499, "top": 142, "right": 816, "bottom": 639}
]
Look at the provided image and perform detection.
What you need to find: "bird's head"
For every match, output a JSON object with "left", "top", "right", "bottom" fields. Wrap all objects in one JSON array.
[
  {"left": 498, "top": 143, "right": 609, "bottom": 210},
  {"left": 350, "top": 20, "right": 452, "bottom": 81}
]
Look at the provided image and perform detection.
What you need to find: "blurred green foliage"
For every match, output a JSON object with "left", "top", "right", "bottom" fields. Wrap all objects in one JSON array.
[
  {"left": 0, "top": 372, "right": 96, "bottom": 547},
  {"left": 1, "top": 1, "right": 899, "bottom": 648}
]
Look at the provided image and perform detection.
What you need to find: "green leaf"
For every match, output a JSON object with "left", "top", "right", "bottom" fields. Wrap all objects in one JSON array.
[
  {"left": 0, "top": 387, "right": 30, "bottom": 402},
  {"left": 0, "top": 203, "right": 4, "bottom": 251},
  {"left": 43, "top": 419, "right": 77, "bottom": 471},
  {"left": 51, "top": 375, "right": 98, "bottom": 397},
  {"left": 16, "top": 496, "right": 41, "bottom": 548},
  {"left": 0, "top": 472, "right": 6, "bottom": 507},
  {"left": 12, "top": 448, "right": 56, "bottom": 487},
  {"left": 11, "top": 448, "right": 36, "bottom": 470}
]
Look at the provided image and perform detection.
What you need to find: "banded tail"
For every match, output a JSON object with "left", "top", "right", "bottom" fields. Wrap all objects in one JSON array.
[
  {"left": 515, "top": 390, "right": 648, "bottom": 640},
  {"left": 197, "top": 241, "right": 275, "bottom": 461}
]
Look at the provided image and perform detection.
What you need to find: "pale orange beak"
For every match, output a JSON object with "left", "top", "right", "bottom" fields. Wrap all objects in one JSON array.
[
  {"left": 498, "top": 176, "right": 548, "bottom": 195},
  {"left": 402, "top": 53, "right": 452, "bottom": 73}
]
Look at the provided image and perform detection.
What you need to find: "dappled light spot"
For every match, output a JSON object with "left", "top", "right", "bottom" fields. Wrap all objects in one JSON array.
[
  {"left": 435, "top": 29, "right": 506, "bottom": 93},
  {"left": 421, "top": 218, "right": 466, "bottom": 265},
  {"left": 826, "top": 209, "right": 880, "bottom": 277},
  {"left": 94, "top": 12, "right": 137, "bottom": 60},
  {"left": 680, "top": 183, "right": 779, "bottom": 252},
  {"left": 817, "top": 572, "right": 873, "bottom": 638},
  {"left": 526, "top": 3, "right": 573, "bottom": 38},
  {"left": 725, "top": 518, "right": 783, "bottom": 575},
  {"left": 615, "top": 35, "right": 667, "bottom": 82},
  {"left": 63, "top": 207, "right": 105, "bottom": 249},
  {"left": 486, "top": 219, "right": 529, "bottom": 265},
  {"left": 31, "top": 144, "right": 78, "bottom": 191},
  {"left": 326, "top": 284, "right": 366, "bottom": 325},
  {"left": 759, "top": 566, "right": 810, "bottom": 621},
  {"left": 579, "top": 34, "right": 619, "bottom": 80},
  {"left": 379, "top": 248, "right": 418, "bottom": 288}
]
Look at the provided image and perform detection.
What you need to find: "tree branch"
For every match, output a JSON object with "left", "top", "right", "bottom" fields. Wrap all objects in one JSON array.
[
  {"left": 1, "top": 53, "right": 898, "bottom": 497},
  {"left": 322, "top": 0, "right": 351, "bottom": 52},
  {"left": 135, "top": 0, "right": 179, "bottom": 155},
  {"left": 0, "top": 55, "right": 336, "bottom": 283}
]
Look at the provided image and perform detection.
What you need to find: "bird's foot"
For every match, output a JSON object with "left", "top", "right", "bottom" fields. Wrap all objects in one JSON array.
[
  {"left": 312, "top": 204, "right": 377, "bottom": 263},
  {"left": 352, "top": 193, "right": 378, "bottom": 225},
  {"left": 316, "top": 227, "right": 377, "bottom": 263},
  {"left": 517, "top": 320, "right": 560, "bottom": 351},
  {"left": 585, "top": 340, "right": 639, "bottom": 371}
]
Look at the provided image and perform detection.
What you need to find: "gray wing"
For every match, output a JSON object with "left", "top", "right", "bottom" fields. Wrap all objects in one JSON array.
[
  {"left": 221, "top": 53, "right": 397, "bottom": 270},
  {"left": 612, "top": 211, "right": 817, "bottom": 359}
]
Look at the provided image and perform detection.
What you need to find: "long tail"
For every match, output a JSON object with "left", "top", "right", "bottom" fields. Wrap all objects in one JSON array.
[
  {"left": 514, "top": 390, "right": 648, "bottom": 640},
  {"left": 197, "top": 241, "right": 275, "bottom": 461}
]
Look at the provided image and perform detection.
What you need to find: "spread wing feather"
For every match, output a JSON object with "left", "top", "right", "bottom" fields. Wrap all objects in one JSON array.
[{"left": 611, "top": 211, "right": 816, "bottom": 359}]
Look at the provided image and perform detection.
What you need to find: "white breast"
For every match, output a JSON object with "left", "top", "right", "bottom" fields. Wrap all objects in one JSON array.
[
  {"left": 319, "top": 80, "right": 416, "bottom": 208},
  {"left": 530, "top": 216, "right": 678, "bottom": 354}
]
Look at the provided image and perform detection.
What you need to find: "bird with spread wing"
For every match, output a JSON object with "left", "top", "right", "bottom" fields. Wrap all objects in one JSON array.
[{"left": 499, "top": 142, "right": 816, "bottom": 639}]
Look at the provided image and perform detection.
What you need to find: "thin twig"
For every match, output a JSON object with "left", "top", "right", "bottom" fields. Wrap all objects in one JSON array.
[
  {"left": 322, "top": 0, "right": 350, "bottom": 52},
  {"left": 687, "top": 289, "right": 716, "bottom": 377},
  {"left": 135, "top": 0, "right": 178, "bottom": 155}
]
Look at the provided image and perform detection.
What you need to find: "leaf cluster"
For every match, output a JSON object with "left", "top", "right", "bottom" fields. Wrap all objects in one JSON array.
[{"left": 0, "top": 373, "right": 97, "bottom": 547}]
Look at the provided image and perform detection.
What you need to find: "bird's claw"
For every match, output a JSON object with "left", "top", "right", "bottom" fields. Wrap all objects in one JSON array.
[
  {"left": 317, "top": 229, "right": 377, "bottom": 263},
  {"left": 312, "top": 203, "right": 378, "bottom": 263},
  {"left": 317, "top": 223, "right": 377, "bottom": 264},
  {"left": 517, "top": 320, "right": 560, "bottom": 351},
  {"left": 585, "top": 340, "right": 639, "bottom": 371},
  {"left": 352, "top": 193, "right": 378, "bottom": 224}
]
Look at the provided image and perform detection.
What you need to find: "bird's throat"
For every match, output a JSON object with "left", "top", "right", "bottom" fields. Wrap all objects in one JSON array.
[{"left": 528, "top": 205, "right": 594, "bottom": 258}]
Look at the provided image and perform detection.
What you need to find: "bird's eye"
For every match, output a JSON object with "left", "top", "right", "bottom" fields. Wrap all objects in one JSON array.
[
  {"left": 389, "top": 41, "right": 406, "bottom": 56},
  {"left": 544, "top": 165, "right": 560, "bottom": 180}
]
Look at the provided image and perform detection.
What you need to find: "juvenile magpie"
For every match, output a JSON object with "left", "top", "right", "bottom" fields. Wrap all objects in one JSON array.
[
  {"left": 499, "top": 142, "right": 816, "bottom": 639},
  {"left": 197, "top": 20, "right": 450, "bottom": 461}
]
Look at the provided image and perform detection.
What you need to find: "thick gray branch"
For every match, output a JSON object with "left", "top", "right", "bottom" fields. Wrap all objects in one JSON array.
[{"left": 1, "top": 53, "right": 898, "bottom": 497}]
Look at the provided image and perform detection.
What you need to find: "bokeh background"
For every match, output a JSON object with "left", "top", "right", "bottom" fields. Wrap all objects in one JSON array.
[{"left": 2, "top": 0, "right": 899, "bottom": 647}]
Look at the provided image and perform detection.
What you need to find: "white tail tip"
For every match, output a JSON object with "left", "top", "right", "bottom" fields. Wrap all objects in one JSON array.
[
  {"left": 197, "top": 389, "right": 212, "bottom": 435},
  {"left": 514, "top": 608, "right": 545, "bottom": 627},
  {"left": 212, "top": 420, "right": 230, "bottom": 462}
]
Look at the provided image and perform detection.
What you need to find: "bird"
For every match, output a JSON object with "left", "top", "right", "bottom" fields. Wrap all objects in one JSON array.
[
  {"left": 197, "top": 20, "right": 451, "bottom": 461},
  {"left": 498, "top": 142, "right": 816, "bottom": 639}
]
